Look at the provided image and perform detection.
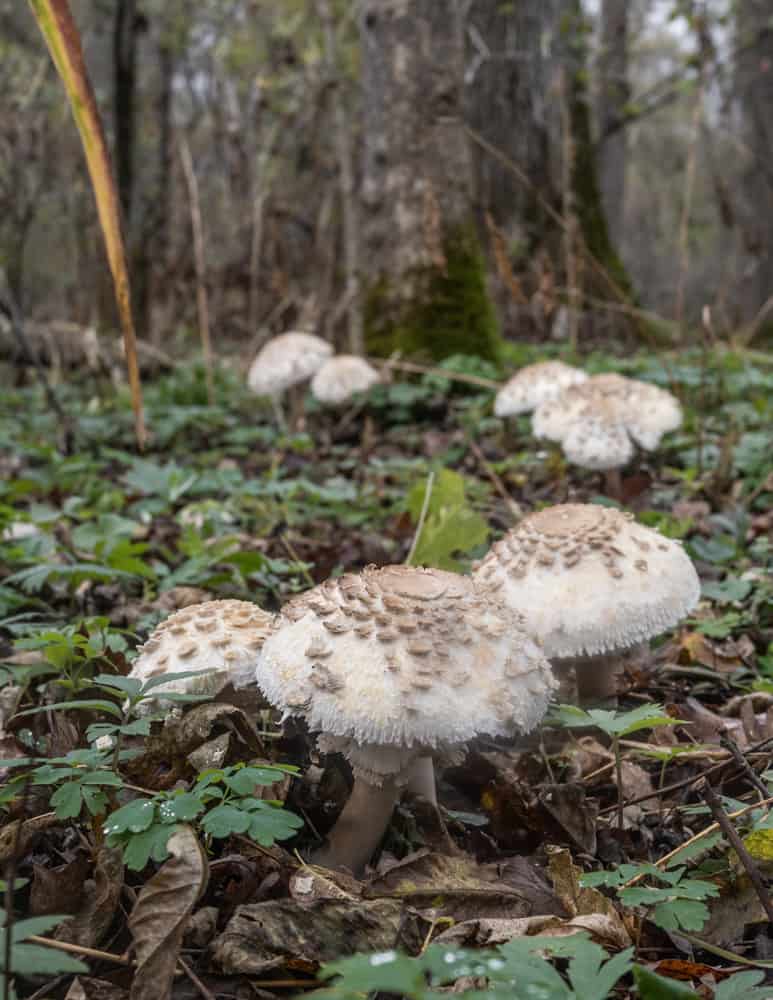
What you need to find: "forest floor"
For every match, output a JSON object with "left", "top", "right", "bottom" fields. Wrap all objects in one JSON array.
[{"left": 0, "top": 342, "right": 772, "bottom": 1000}]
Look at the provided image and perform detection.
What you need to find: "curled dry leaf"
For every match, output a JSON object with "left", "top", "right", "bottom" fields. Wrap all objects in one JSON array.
[
  {"left": 547, "top": 846, "right": 631, "bottom": 947},
  {"left": 56, "top": 846, "right": 124, "bottom": 947},
  {"left": 64, "top": 978, "right": 129, "bottom": 1000},
  {"left": 30, "top": 853, "right": 90, "bottom": 916},
  {"left": 128, "top": 825, "right": 209, "bottom": 1000}
]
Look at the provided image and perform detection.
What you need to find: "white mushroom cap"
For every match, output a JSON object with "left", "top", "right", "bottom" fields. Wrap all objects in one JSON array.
[
  {"left": 129, "top": 600, "right": 275, "bottom": 713},
  {"left": 254, "top": 565, "right": 555, "bottom": 780},
  {"left": 494, "top": 362, "right": 587, "bottom": 417},
  {"left": 532, "top": 374, "right": 682, "bottom": 454},
  {"left": 473, "top": 504, "right": 701, "bottom": 658},
  {"left": 311, "top": 355, "right": 381, "bottom": 405},
  {"left": 625, "top": 382, "right": 683, "bottom": 451},
  {"left": 247, "top": 332, "right": 333, "bottom": 396},
  {"left": 562, "top": 409, "right": 634, "bottom": 471}
]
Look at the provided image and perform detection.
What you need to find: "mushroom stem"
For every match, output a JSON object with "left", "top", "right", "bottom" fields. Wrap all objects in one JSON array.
[
  {"left": 575, "top": 652, "right": 622, "bottom": 708},
  {"left": 404, "top": 755, "right": 437, "bottom": 806},
  {"left": 288, "top": 384, "right": 305, "bottom": 431},
  {"left": 312, "top": 777, "right": 398, "bottom": 875},
  {"left": 603, "top": 468, "right": 623, "bottom": 501}
]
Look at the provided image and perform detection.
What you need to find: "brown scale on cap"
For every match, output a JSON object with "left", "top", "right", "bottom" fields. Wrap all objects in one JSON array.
[
  {"left": 128, "top": 599, "right": 275, "bottom": 713},
  {"left": 476, "top": 504, "right": 639, "bottom": 583}
]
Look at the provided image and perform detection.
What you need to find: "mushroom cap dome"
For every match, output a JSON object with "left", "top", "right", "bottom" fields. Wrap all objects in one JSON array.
[
  {"left": 255, "top": 565, "right": 555, "bottom": 751},
  {"left": 311, "top": 355, "right": 380, "bottom": 405},
  {"left": 474, "top": 503, "right": 700, "bottom": 658},
  {"left": 562, "top": 408, "right": 634, "bottom": 470},
  {"left": 129, "top": 600, "right": 275, "bottom": 712},
  {"left": 247, "top": 332, "right": 333, "bottom": 396},
  {"left": 494, "top": 361, "right": 587, "bottom": 417}
]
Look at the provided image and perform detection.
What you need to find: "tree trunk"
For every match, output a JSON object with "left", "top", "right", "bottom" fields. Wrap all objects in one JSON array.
[
  {"left": 735, "top": 0, "right": 773, "bottom": 320},
  {"left": 465, "top": 0, "right": 554, "bottom": 236},
  {"left": 596, "top": 0, "right": 629, "bottom": 244},
  {"left": 555, "top": 0, "right": 632, "bottom": 300},
  {"left": 113, "top": 0, "right": 138, "bottom": 225},
  {"left": 359, "top": 0, "right": 500, "bottom": 362}
]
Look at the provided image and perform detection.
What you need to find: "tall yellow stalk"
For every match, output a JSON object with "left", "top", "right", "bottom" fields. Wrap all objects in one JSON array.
[{"left": 28, "top": 0, "right": 147, "bottom": 449}]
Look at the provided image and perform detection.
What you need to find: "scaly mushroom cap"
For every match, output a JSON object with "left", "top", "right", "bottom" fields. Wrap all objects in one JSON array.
[
  {"left": 562, "top": 406, "right": 634, "bottom": 471},
  {"left": 473, "top": 504, "right": 700, "bottom": 658},
  {"left": 494, "top": 361, "right": 587, "bottom": 417},
  {"left": 255, "top": 565, "right": 555, "bottom": 776},
  {"left": 247, "top": 331, "right": 333, "bottom": 396},
  {"left": 311, "top": 355, "right": 381, "bottom": 405},
  {"left": 129, "top": 600, "right": 275, "bottom": 712}
]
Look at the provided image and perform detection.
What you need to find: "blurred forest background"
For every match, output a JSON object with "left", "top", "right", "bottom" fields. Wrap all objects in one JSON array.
[{"left": 1, "top": 0, "right": 773, "bottom": 364}]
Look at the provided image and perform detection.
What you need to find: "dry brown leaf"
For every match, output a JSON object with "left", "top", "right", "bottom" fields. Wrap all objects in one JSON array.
[
  {"left": 56, "top": 846, "right": 123, "bottom": 947},
  {"left": 30, "top": 853, "right": 89, "bottom": 916},
  {"left": 435, "top": 911, "right": 630, "bottom": 951},
  {"left": 128, "top": 825, "right": 208, "bottom": 1000},
  {"left": 540, "top": 785, "right": 598, "bottom": 854},
  {"left": 211, "top": 898, "right": 413, "bottom": 976},
  {"left": 65, "top": 978, "right": 128, "bottom": 1000},
  {"left": 546, "top": 846, "right": 631, "bottom": 945}
]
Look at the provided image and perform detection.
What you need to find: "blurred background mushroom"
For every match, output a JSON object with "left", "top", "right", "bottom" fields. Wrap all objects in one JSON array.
[
  {"left": 494, "top": 361, "right": 587, "bottom": 418},
  {"left": 310, "top": 354, "right": 380, "bottom": 406},
  {"left": 247, "top": 330, "right": 333, "bottom": 428}
]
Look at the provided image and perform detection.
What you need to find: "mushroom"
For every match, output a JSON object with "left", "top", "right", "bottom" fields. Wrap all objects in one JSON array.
[
  {"left": 531, "top": 374, "right": 683, "bottom": 498},
  {"left": 255, "top": 564, "right": 555, "bottom": 874},
  {"left": 247, "top": 331, "right": 333, "bottom": 427},
  {"left": 129, "top": 600, "right": 275, "bottom": 716},
  {"left": 473, "top": 503, "right": 700, "bottom": 706},
  {"left": 311, "top": 355, "right": 381, "bottom": 406},
  {"left": 494, "top": 361, "right": 587, "bottom": 418}
]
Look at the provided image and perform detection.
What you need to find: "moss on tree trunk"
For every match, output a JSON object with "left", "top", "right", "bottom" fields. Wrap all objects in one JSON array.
[{"left": 364, "top": 226, "right": 501, "bottom": 363}]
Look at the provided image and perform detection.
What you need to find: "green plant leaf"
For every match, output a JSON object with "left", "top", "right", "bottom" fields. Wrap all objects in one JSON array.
[
  {"left": 633, "top": 965, "right": 699, "bottom": 998},
  {"left": 104, "top": 798, "right": 156, "bottom": 835},
  {"left": 200, "top": 804, "right": 252, "bottom": 838},
  {"left": 50, "top": 781, "right": 82, "bottom": 819},
  {"left": 714, "top": 970, "right": 771, "bottom": 1000}
]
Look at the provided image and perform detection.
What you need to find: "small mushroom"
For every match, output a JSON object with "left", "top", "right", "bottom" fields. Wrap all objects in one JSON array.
[
  {"left": 531, "top": 374, "right": 682, "bottom": 499},
  {"left": 255, "top": 565, "right": 555, "bottom": 874},
  {"left": 474, "top": 503, "right": 700, "bottom": 706},
  {"left": 311, "top": 355, "right": 381, "bottom": 406},
  {"left": 247, "top": 331, "right": 333, "bottom": 427},
  {"left": 494, "top": 361, "right": 587, "bottom": 418},
  {"left": 129, "top": 600, "right": 275, "bottom": 715}
]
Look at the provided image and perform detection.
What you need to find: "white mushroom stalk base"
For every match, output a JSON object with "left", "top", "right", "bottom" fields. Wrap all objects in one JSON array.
[
  {"left": 312, "top": 777, "right": 399, "bottom": 875},
  {"left": 404, "top": 755, "right": 438, "bottom": 806}
]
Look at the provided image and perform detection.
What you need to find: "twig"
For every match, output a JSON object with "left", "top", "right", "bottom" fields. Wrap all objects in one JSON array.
[
  {"left": 699, "top": 778, "right": 773, "bottom": 924},
  {"left": 25, "top": 936, "right": 131, "bottom": 965},
  {"left": 677, "top": 931, "right": 773, "bottom": 970},
  {"left": 720, "top": 736, "right": 770, "bottom": 801},
  {"left": 179, "top": 957, "right": 216, "bottom": 1000},
  {"left": 466, "top": 437, "right": 521, "bottom": 520},
  {"left": 370, "top": 357, "right": 500, "bottom": 391},
  {"left": 179, "top": 136, "right": 214, "bottom": 405},
  {"left": 599, "top": 735, "right": 773, "bottom": 813},
  {"left": 405, "top": 470, "right": 435, "bottom": 566},
  {"left": 624, "top": 794, "right": 773, "bottom": 887}
]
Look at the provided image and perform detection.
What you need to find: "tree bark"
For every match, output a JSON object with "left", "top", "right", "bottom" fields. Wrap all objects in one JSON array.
[
  {"left": 596, "top": 0, "right": 629, "bottom": 243},
  {"left": 113, "top": 0, "right": 139, "bottom": 225},
  {"left": 359, "top": 0, "right": 500, "bottom": 361},
  {"left": 554, "top": 0, "right": 633, "bottom": 300},
  {"left": 465, "top": 0, "right": 554, "bottom": 235},
  {"left": 735, "top": 0, "right": 773, "bottom": 319}
]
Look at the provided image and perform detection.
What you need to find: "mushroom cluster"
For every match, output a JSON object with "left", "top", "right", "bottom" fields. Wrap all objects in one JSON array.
[
  {"left": 256, "top": 564, "right": 555, "bottom": 873},
  {"left": 531, "top": 373, "right": 682, "bottom": 494},
  {"left": 247, "top": 331, "right": 382, "bottom": 424},
  {"left": 474, "top": 503, "right": 700, "bottom": 704}
]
